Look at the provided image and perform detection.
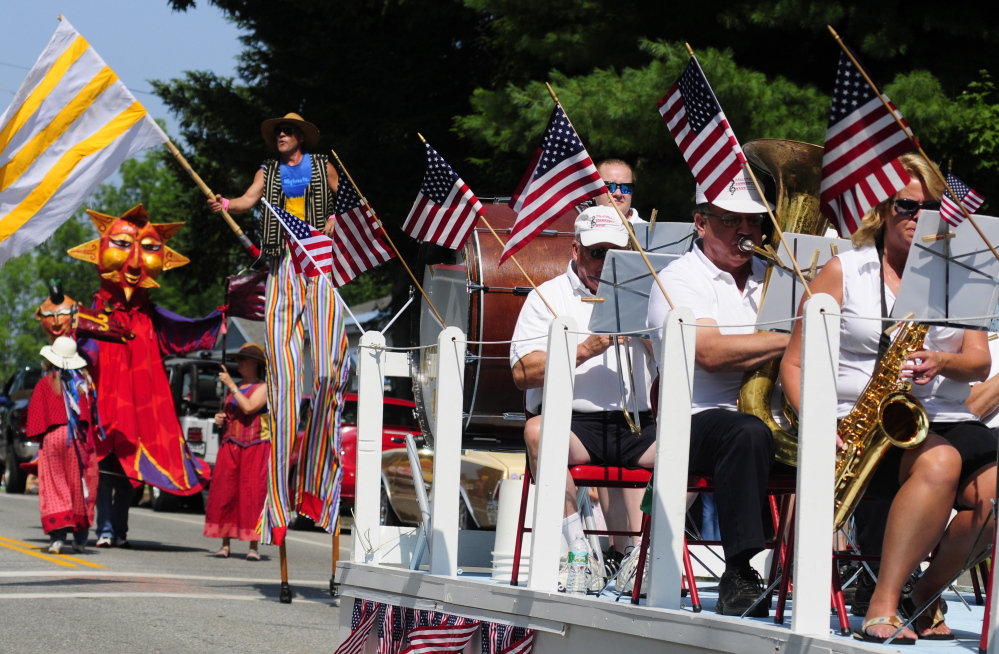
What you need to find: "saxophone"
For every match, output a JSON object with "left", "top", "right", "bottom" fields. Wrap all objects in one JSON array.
[{"left": 832, "top": 322, "right": 931, "bottom": 530}]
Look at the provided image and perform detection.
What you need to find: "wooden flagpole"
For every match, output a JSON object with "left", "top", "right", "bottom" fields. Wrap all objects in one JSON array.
[
  {"left": 331, "top": 520, "right": 340, "bottom": 597},
  {"left": 684, "top": 45, "right": 813, "bottom": 299},
  {"left": 328, "top": 149, "right": 448, "bottom": 328},
  {"left": 163, "top": 140, "right": 261, "bottom": 258},
  {"left": 415, "top": 134, "right": 558, "bottom": 318},
  {"left": 544, "top": 83, "right": 677, "bottom": 310},
  {"left": 827, "top": 26, "right": 999, "bottom": 264}
]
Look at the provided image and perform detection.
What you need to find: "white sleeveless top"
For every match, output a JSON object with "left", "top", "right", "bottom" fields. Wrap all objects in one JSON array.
[{"left": 836, "top": 246, "right": 973, "bottom": 422}]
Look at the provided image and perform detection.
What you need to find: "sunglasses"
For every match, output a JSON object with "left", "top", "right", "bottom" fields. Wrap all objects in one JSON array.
[
  {"left": 273, "top": 124, "right": 298, "bottom": 137},
  {"left": 892, "top": 198, "right": 941, "bottom": 217},
  {"left": 604, "top": 182, "right": 634, "bottom": 195},
  {"left": 586, "top": 247, "right": 610, "bottom": 260},
  {"left": 701, "top": 211, "right": 765, "bottom": 228}
]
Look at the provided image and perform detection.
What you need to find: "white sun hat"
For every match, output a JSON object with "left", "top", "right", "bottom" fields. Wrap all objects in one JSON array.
[
  {"left": 695, "top": 168, "right": 774, "bottom": 213},
  {"left": 40, "top": 336, "right": 87, "bottom": 370}
]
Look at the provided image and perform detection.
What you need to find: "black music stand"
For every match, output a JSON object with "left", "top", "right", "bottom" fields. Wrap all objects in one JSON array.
[{"left": 587, "top": 250, "right": 680, "bottom": 335}]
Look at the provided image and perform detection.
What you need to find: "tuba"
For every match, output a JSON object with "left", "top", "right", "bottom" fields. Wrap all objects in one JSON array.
[
  {"left": 833, "top": 322, "right": 930, "bottom": 530},
  {"left": 737, "top": 139, "right": 828, "bottom": 467}
]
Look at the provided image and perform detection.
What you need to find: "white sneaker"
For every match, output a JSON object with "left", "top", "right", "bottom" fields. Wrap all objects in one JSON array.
[
  {"left": 48, "top": 540, "right": 64, "bottom": 555},
  {"left": 614, "top": 544, "right": 649, "bottom": 596},
  {"left": 95, "top": 536, "right": 112, "bottom": 548}
]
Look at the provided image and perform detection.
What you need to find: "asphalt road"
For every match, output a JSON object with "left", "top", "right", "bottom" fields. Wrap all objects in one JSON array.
[{"left": 0, "top": 491, "right": 350, "bottom": 653}]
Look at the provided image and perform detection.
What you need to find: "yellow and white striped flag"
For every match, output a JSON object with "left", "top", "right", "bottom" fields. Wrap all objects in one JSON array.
[{"left": 0, "top": 17, "right": 168, "bottom": 266}]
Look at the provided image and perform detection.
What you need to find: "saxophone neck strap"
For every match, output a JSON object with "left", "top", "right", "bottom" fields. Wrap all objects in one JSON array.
[{"left": 875, "top": 237, "right": 892, "bottom": 362}]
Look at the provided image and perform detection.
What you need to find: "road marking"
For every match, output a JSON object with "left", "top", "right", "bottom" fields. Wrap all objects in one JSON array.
[
  {"left": 0, "top": 591, "right": 331, "bottom": 604},
  {"left": 0, "top": 535, "right": 84, "bottom": 568},
  {"left": 0, "top": 535, "right": 106, "bottom": 568},
  {"left": 0, "top": 570, "right": 329, "bottom": 586}
]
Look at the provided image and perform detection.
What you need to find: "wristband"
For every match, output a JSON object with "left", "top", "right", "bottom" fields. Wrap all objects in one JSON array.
[{"left": 221, "top": 197, "right": 230, "bottom": 212}]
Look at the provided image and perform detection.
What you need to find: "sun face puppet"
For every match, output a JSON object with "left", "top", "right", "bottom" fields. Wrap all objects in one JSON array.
[
  {"left": 68, "top": 205, "right": 189, "bottom": 303},
  {"left": 34, "top": 281, "right": 77, "bottom": 344}
]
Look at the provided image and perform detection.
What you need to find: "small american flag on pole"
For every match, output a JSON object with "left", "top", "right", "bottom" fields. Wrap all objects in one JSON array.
[
  {"left": 820, "top": 51, "right": 914, "bottom": 236},
  {"left": 335, "top": 599, "right": 381, "bottom": 654},
  {"left": 403, "top": 142, "right": 484, "bottom": 250},
  {"left": 500, "top": 105, "right": 604, "bottom": 265},
  {"left": 330, "top": 163, "right": 395, "bottom": 287},
  {"left": 941, "top": 173, "right": 985, "bottom": 227},
  {"left": 399, "top": 616, "right": 481, "bottom": 654},
  {"left": 658, "top": 56, "right": 746, "bottom": 203},
  {"left": 263, "top": 201, "right": 332, "bottom": 277}
]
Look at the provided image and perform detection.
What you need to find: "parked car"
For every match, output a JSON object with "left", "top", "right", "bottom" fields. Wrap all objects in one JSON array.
[{"left": 0, "top": 365, "right": 44, "bottom": 493}]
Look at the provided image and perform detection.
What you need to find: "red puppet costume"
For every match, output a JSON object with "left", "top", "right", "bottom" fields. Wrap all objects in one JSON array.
[{"left": 68, "top": 205, "right": 222, "bottom": 496}]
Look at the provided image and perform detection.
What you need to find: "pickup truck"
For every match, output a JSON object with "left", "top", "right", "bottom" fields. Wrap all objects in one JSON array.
[{"left": 0, "top": 366, "right": 43, "bottom": 493}]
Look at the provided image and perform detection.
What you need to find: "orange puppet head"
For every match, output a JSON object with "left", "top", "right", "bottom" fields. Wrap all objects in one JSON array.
[
  {"left": 68, "top": 205, "right": 189, "bottom": 302},
  {"left": 34, "top": 281, "right": 77, "bottom": 344}
]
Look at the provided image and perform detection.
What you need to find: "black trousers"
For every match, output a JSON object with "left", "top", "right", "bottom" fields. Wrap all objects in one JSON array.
[{"left": 689, "top": 409, "right": 774, "bottom": 560}]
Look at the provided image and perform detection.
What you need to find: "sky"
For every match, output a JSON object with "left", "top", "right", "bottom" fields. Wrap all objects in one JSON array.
[{"left": 0, "top": 0, "right": 247, "bottom": 143}]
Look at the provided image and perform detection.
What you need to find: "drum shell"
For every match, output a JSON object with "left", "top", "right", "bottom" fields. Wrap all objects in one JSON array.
[{"left": 413, "top": 202, "right": 577, "bottom": 449}]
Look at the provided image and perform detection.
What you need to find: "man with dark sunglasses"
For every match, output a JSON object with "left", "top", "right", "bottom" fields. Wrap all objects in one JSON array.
[
  {"left": 647, "top": 173, "right": 788, "bottom": 617},
  {"left": 207, "top": 113, "right": 345, "bottom": 544},
  {"left": 594, "top": 159, "right": 647, "bottom": 224},
  {"left": 511, "top": 205, "right": 656, "bottom": 592}
]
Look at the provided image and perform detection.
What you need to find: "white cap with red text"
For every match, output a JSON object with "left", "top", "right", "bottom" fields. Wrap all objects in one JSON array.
[
  {"left": 695, "top": 169, "right": 773, "bottom": 213},
  {"left": 574, "top": 206, "right": 630, "bottom": 248}
]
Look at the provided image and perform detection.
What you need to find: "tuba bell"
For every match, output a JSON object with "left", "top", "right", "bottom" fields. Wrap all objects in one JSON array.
[{"left": 737, "top": 139, "right": 828, "bottom": 467}]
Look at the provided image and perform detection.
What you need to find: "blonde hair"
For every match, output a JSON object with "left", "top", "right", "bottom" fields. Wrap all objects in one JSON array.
[{"left": 851, "top": 153, "right": 945, "bottom": 248}]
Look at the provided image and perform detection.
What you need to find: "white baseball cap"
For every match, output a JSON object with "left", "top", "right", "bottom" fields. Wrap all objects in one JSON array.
[
  {"left": 40, "top": 336, "right": 86, "bottom": 370},
  {"left": 574, "top": 206, "right": 630, "bottom": 248},
  {"left": 695, "top": 169, "right": 773, "bottom": 214}
]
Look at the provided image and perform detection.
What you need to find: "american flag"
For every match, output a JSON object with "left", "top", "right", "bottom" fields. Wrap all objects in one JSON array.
[
  {"left": 500, "top": 105, "right": 604, "bottom": 265},
  {"left": 498, "top": 631, "right": 535, "bottom": 654},
  {"left": 378, "top": 603, "right": 405, "bottom": 654},
  {"left": 399, "top": 616, "right": 480, "bottom": 654},
  {"left": 819, "top": 51, "right": 915, "bottom": 236},
  {"left": 330, "top": 164, "right": 396, "bottom": 287},
  {"left": 658, "top": 56, "right": 746, "bottom": 204},
  {"left": 941, "top": 172, "right": 985, "bottom": 226},
  {"left": 263, "top": 201, "right": 333, "bottom": 277},
  {"left": 335, "top": 599, "right": 381, "bottom": 654},
  {"left": 404, "top": 142, "right": 484, "bottom": 250}
]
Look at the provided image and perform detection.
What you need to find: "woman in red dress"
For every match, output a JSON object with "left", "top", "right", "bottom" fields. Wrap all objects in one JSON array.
[
  {"left": 29, "top": 337, "right": 100, "bottom": 554},
  {"left": 204, "top": 343, "right": 269, "bottom": 560}
]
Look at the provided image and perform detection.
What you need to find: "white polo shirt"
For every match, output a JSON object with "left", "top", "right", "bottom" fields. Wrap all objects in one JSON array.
[
  {"left": 510, "top": 262, "right": 654, "bottom": 415},
  {"left": 646, "top": 240, "right": 765, "bottom": 413}
]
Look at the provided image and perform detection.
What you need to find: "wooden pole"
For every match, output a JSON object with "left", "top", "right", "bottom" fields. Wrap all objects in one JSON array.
[
  {"left": 162, "top": 140, "right": 261, "bottom": 258},
  {"left": 683, "top": 46, "right": 813, "bottom": 298},
  {"left": 278, "top": 543, "right": 292, "bottom": 603},
  {"left": 544, "top": 83, "right": 677, "bottom": 310},
  {"left": 331, "top": 518, "right": 340, "bottom": 597},
  {"left": 827, "top": 26, "right": 999, "bottom": 264},
  {"left": 415, "top": 133, "right": 558, "bottom": 317},
  {"left": 328, "top": 149, "right": 448, "bottom": 328}
]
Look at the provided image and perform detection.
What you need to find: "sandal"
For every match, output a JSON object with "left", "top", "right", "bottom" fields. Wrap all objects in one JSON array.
[
  {"left": 853, "top": 616, "right": 916, "bottom": 645},
  {"left": 246, "top": 550, "right": 260, "bottom": 561},
  {"left": 900, "top": 595, "right": 954, "bottom": 641},
  {"left": 214, "top": 546, "right": 230, "bottom": 558}
]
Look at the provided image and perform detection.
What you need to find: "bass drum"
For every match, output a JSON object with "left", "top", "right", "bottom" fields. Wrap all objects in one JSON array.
[{"left": 411, "top": 202, "right": 578, "bottom": 449}]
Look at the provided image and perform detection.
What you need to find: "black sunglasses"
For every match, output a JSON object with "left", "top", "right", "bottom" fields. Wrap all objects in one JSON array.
[
  {"left": 604, "top": 182, "right": 634, "bottom": 195},
  {"left": 587, "top": 247, "right": 609, "bottom": 260},
  {"left": 273, "top": 124, "right": 298, "bottom": 136},
  {"left": 701, "top": 211, "right": 765, "bottom": 228},
  {"left": 893, "top": 198, "right": 940, "bottom": 217}
]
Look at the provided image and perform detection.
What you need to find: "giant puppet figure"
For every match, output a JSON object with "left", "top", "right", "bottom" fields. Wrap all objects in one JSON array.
[
  {"left": 34, "top": 282, "right": 76, "bottom": 344},
  {"left": 67, "top": 205, "right": 225, "bottom": 515}
]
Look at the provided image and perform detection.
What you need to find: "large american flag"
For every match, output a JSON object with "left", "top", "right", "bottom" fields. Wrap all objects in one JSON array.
[
  {"left": 404, "top": 142, "right": 484, "bottom": 250},
  {"left": 263, "top": 201, "right": 333, "bottom": 277},
  {"left": 941, "top": 172, "right": 985, "bottom": 227},
  {"left": 500, "top": 105, "right": 604, "bottom": 265},
  {"left": 400, "top": 616, "right": 481, "bottom": 654},
  {"left": 335, "top": 599, "right": 381, "bottom": 654},
  {"left": 331, "top": 164, "right": 396, "bottom": 287},
  {"left": 658, "top": 56, "right": 746, "bottom": 204},
  {"left": 820, "top": 51, "right": 915, "bottom": 236}
]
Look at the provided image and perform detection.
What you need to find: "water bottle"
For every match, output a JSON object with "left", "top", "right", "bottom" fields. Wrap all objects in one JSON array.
[{"left": 566, "top": 537, "right": 590, "bottom": 595}]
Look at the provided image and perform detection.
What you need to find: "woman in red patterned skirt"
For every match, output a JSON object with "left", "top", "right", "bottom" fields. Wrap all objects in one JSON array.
[
  {"left": 29, "top": 337, "right": 100, "bottom": 554},
  {"left": 204, "top": 343, "right": 269, "bottom": 560}
]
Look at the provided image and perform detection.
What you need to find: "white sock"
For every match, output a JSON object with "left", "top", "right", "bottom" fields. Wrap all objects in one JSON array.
[{"left": 562, "top": 512, "right": 585, "bottom": 544}]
